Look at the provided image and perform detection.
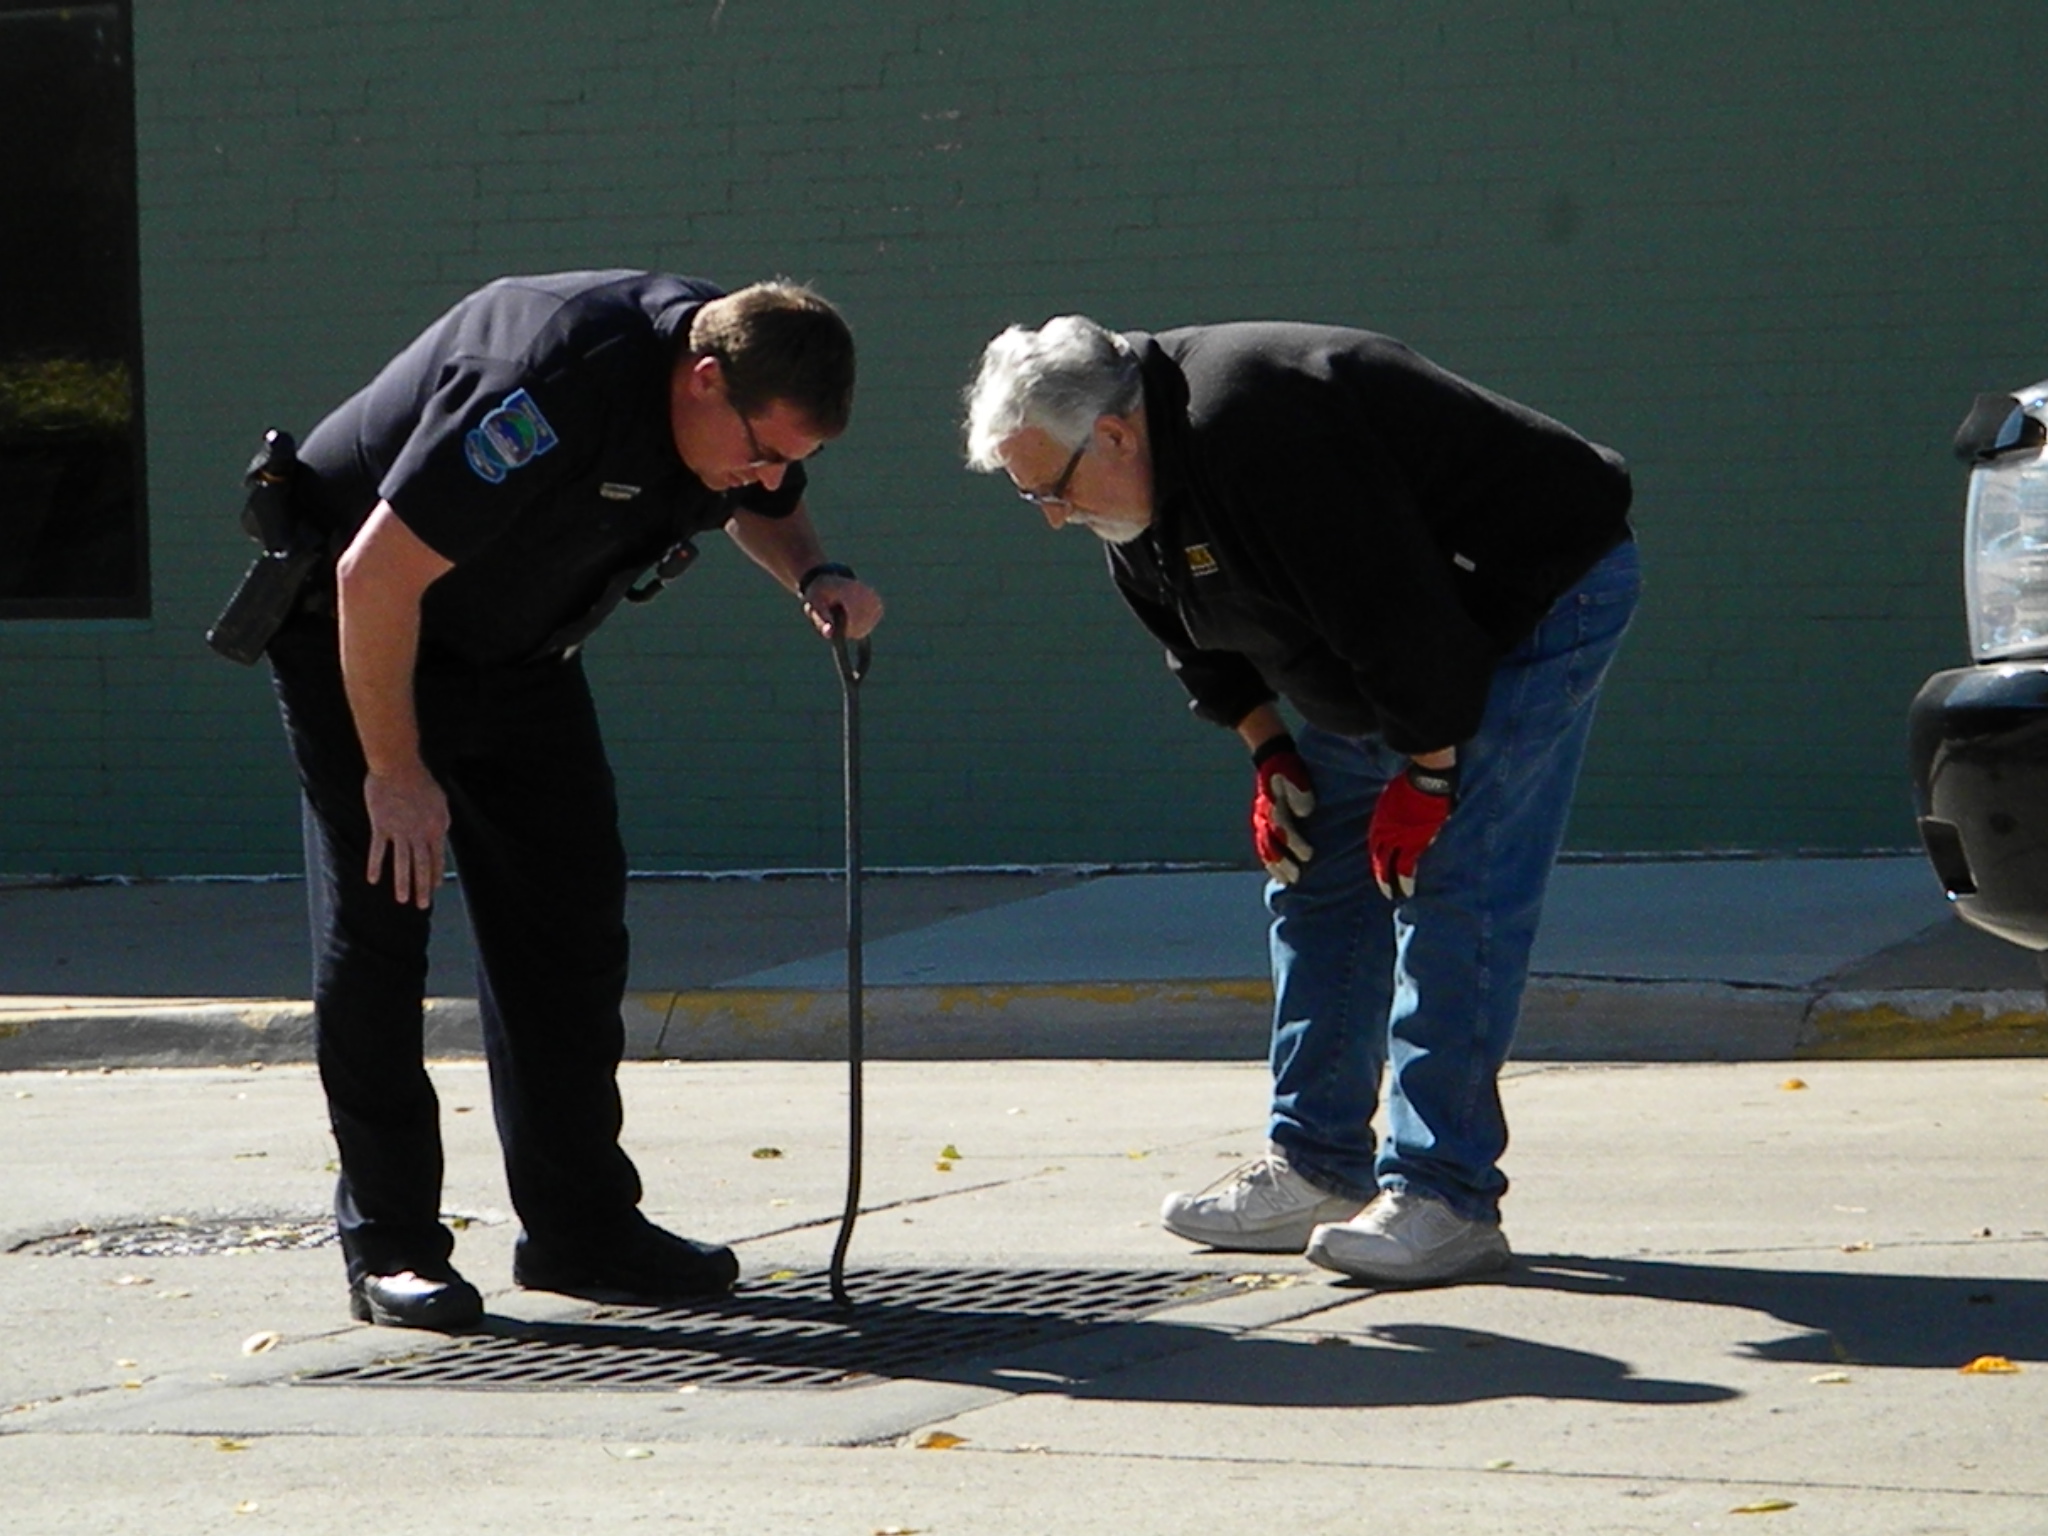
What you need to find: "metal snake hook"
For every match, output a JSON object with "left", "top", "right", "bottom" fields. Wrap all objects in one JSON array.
[{"left": 826, "top": 606, "right": 871, "bottom": 1309}]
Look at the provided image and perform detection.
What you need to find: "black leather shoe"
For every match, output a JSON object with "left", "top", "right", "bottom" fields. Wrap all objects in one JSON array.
[
  {"left": 348, "top": 1269, "right": 485, "bottom": 1331},
  {"left": 513, "top": 1223, "right": 739, "bottom": 1299}
]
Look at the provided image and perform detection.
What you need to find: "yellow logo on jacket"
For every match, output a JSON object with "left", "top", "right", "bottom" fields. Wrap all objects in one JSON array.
[{"left": 1185, "top": 543, "right": 1219, "bottom": 577}]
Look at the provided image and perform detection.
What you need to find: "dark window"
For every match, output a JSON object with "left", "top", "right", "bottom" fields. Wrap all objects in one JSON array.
[{"left": 0, "top": 2, "right": 145, "bottom": 619}]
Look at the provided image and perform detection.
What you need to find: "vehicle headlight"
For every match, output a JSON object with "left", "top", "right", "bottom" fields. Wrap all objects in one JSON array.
[{"left": 1958, "top": 383, "right": 2048, "bottom": 661}]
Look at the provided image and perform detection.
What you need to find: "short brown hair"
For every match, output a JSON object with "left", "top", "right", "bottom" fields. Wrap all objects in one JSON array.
[{"left": 689, "top": 281, "right": 855, "bottom": 437}]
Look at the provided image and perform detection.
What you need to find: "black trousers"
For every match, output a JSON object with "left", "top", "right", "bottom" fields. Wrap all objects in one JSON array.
[{"left": 268, "top": 614, "right": 646, "bottom": 1282}]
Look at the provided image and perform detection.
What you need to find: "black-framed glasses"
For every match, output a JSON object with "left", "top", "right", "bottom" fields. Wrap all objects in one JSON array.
[
  {"left": 729, "top": 394, "right": 809, "bottom": 470},
  {"left": 1017, "top": 441, "right": 1088, "bottom": 509}
]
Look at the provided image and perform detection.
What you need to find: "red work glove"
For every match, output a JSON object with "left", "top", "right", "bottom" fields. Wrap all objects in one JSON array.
[
  {"left": 1251, "top": 735, "right": 1317, "bottom": 884},
  {"left": 1368, "top": 760, "right": 1459, "bottom": 899}
]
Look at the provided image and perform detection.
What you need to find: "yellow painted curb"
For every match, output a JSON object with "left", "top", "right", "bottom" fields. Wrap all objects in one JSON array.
[{"left": 1805, "top": 999, "right": 2048, "bottom": 1059}]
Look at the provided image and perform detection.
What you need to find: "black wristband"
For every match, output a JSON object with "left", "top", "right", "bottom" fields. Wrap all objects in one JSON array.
[
  {"left": 1250, "top": 733, "right": 1300, "bottom": 768},
  {"left": 798, "top": 561, "right": 856, "bottom": 596},
  {"left": 1406, "top": 759, "right": 1460, "bottom": 799}
]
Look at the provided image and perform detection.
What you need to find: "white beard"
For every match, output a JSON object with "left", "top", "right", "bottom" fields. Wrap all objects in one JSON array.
[{"left": 1070, "top": 510, "right": 1149, "bottom": 544}]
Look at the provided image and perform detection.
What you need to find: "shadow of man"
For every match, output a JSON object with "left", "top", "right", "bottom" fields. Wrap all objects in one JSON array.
[{"left": 1507, "top": 1251, "right": 2048, "bottom": 1369}]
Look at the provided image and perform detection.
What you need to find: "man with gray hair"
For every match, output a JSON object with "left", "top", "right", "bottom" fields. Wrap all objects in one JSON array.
[{"left": 963, "top": 315, "right": 1637, "bottom": 1284}]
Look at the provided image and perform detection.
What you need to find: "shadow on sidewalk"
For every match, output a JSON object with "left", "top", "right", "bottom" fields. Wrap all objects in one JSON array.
[
  {"left": 1506, "top": 1252, "right": 2048, "bottom": 1370},
  {"left": 311, "top": 1252, "right": 2047, "bottom": 1409}
]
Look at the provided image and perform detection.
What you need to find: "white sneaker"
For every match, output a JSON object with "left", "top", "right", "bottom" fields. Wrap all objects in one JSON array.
[
  {"left": 1305, "top": 1188, "right": 1511, "bottom": 1283},
  {"left": 1159, "top": 1147, "right": 1366, "bottom": 1253}
]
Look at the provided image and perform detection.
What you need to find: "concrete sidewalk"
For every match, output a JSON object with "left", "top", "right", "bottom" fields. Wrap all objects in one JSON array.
[
  {"left": 3, "top": 855, "right": 2045, "bottom": 1067},
  {"left": 6, "top": 859, "right": 2048, "bottom": 1532},
  {"left": 3, "top": 1056, "right": 2044, "bottom": 1532}
]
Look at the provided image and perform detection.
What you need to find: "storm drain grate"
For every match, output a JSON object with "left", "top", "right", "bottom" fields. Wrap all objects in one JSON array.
[
  {"left": 14, "top": 1216, "right": 339, "bottom": 1258},
  {"left": 299, "top": 1266, "right": 1234, "bottom": 1391}
]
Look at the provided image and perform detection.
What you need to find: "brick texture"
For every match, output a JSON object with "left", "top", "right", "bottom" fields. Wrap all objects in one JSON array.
[{"left": 2, "top": 1, "right": 2042, "bottom": 873}]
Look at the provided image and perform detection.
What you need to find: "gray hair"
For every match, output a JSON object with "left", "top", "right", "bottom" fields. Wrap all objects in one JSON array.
[{"left": 962, "top": 315, "right": 1143, "bottom": 471}]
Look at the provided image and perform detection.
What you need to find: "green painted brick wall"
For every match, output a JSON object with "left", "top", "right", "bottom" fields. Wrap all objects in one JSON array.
[{"left": 3, "top": 1, "right": 2044, "bottom": 874}]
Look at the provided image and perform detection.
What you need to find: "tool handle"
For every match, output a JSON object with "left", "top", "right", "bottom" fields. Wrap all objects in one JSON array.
[
  {"left": 828, "top": 605, "right": 871, "bottom": 687},
  {"left": 827, "top": 604, "right": 868, "bottom": 1307}
]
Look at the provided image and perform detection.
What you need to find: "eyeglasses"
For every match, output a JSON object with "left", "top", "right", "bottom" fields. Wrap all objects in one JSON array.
[
  {"left": 1016, "top": 441, "right": 1088, "bottom": 509},
  {"left": 728, "top": 393, "right": 808, "bottom": 470}
]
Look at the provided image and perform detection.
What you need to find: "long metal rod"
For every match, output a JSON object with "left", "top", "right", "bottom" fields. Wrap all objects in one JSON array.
[{"left": 827, "top": 616, "right": 870, "bottom": 1308}]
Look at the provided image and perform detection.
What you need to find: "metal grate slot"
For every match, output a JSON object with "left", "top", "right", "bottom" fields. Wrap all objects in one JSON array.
[{"left": 299, "top": 1265, "right": 1231, "bottom": 1392}]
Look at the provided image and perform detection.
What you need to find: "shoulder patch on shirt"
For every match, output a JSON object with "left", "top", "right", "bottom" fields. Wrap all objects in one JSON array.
[
  {"left": 1185, "top": 542, "right": 1219, "bottom": 577},
  {"left": 463, "top": 389, "right": 560, "bottom": 484}
]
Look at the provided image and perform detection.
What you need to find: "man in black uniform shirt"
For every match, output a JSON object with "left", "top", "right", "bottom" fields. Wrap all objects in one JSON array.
[
  {"left": 263, "top": 271, "right": 881, "bottom": 1329},
  {"left": 964, "top": 314, "right": 1636, "bottom": 1285}
]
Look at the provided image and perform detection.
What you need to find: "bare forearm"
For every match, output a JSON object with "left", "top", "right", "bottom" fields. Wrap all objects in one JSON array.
[
  {"left": 725, "top": 501, "right": 827, "bottom": 592},
  {"left": 725, "top": 499, "right": 884, "bottom": 640},
  {"left": 332, "top": 503, "right": 456, "bottom": 908},
  {"left": 338, "top": 576, "right": 427, "bottom": 778},
  {"left": 1233, "top": 703, "right": 1290, "bottom": 755},
  {"left": 336, "top": 505, "right": 448, "bottom": 778}
]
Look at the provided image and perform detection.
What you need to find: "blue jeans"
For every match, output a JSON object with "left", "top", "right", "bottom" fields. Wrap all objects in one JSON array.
[{"left": 1267, "top": 538, "right": 1641, "bottom": 1220}]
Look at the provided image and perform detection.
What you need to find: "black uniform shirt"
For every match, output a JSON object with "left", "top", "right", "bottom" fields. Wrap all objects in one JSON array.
[
  {"left": 1107, "top": 324, "right": 1631, "bottom": 753},
  {"left": 297, "top": 270, "right": 806, "bottom": 667}
]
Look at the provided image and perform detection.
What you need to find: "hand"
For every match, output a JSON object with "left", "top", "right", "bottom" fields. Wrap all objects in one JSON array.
[
  {"left": 802, "top": 575, "right": 883, "bottom": 640},
  {"left": 1368, "top": 761, "right": 1458, "bottom": 899},
  {"left": 1251, "top": 737, "right": 1316, "bottom": 884},
  {"left": 362, "top": 766, "right": 450, "bottom": 909}
]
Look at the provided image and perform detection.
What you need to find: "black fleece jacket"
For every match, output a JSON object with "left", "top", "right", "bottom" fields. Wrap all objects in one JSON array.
[{"left": 1106, "top": 323, "right": 1632, "bottom": 753}]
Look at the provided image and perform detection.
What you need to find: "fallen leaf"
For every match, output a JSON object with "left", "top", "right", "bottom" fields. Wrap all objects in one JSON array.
[
  {"left": 913, "top": 1431, "right": 966, "bottom": 1450},
  {"left": 1731, "top": 1499, "right": 1796, "bottom": 1514},
  {"left": 1779, "top": 1078, "right": 1807, "bottom": 1091},
  {"left": 234, "top": 1501, "right": 260, "bottom": 1516},
  {"left": 1484, "top": 1458, "right": 1514, "bottom": 1471},
  {"left": 214, "top": 1438, "right": 250, "bottom": 1452},
  {"left": 120, "top": 1380, "right": 142, "bottom": 1390},
  {"left": 933, "top": 1160, "right": 953, "bottom": 1173},
  {"left": 1960, "top": 1355, "right": 2021, "bottom": 1374},
  {"left": 602, "top": 1445, "right": 654, "bottom": 1460},
  {"left": 232, "top": 1151, "right": 268, "bottom": 1160},
  {"left": 156, "top": 1288, "right": 194, "bottom": 1301},
  {"left": 768, "top": 1198, "right": 793, "bottom": 1208},
  {"left": 1809, "top": 1372, "right": 1851, "bottom": 1385},
  {"left": 1125, "top": 1149, "right": 1149, "bottom": 1160},
  {"left": 241, "top": 1330, "right": 281, "bottom": 1356},
  {"left": 114, "top": 1358, "right": 137, "bottom": 1368},
  {"left": 1841, "top": 1240, "right": 1874, "bottom": 1253},
  {"left": 111, "top": 1274, "right": 152, "bottom": 1288},
  {"left": 448, "top": 1215, "right": 471, "bottom": 1231},
  {"left": 751, "top": 1147, "right": 784, "bottom": 1160},
  {"left": 875, "top": 1527, "right": 922, "bottom": 1535},
  {"left": 766, "top": 1269, "right": 800, "bottom": 1282},
  {"left": 938, "top": 1144, "right": 962, "bottom": 1160}
]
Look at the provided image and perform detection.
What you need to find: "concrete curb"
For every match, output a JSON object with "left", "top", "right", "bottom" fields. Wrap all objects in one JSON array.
[{"left": 6, "top": 975, "right": 2047, "bottom": 1069}]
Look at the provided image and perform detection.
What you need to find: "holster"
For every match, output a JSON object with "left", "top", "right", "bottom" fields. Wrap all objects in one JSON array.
[
  {"left": 206, "top": 543, "right": 326, "bottom": 665},
  {"left": 206, "top": 429, "right": 321, "bottom": 665}
]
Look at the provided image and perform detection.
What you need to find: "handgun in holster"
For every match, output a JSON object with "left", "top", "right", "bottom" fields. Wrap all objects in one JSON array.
[{"left": 205, "top": 429, "right": 322, "bottom": 665}]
